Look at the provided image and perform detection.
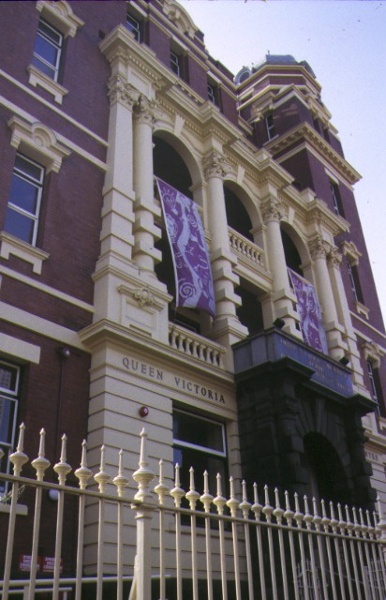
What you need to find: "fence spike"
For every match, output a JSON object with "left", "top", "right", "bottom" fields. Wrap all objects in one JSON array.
[
  {"left": 31, "top": 429, "right": 50, "bottom": 481},
  {"left": 9, "top": 422, "right": 28, "bottom": 476},
  {"left": 113, "top": 449, "right": 129, "bottom": 497},
  {"left": 283, "top": 490, "right": 294, "bottom": 523},
  {"left": 185, "top": 467, "right": 200, "bottom": 509},
  {"left": 170, "top": 463, "right": 185, "bottom": 507},
  {"left": 54, "top": 434, "right": 72, "bottom": 485},
  {"left": 239, "top": 480, "right": 251, "bottom": 518},
  {"left": 75, "top": 440, "right": 93, "bottom": 490},
  {"left": 273, "top": 488, "right": 284, "bottom": 523},
  {"left": 213, "top": 473, "right": 227, "bottom": 515},
  {"left": 154, "top": 459, "right": 170, "bottom": 505},
  {"left": 226, "top": 476, "right": 239, "bottom": 517},
  {"left": 200, "top": 471, "right": 214, "bottom": 513},
  {"left": 94, "top": 445, "right": 111, "bottom": 493}
]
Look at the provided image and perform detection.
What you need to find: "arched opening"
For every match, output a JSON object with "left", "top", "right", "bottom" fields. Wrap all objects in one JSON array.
[
  {"left": 303, "top": 432, "right": 350, "bottom": 505},
  {"left": 153, "top": 136, "right": 203, "bottom": 333},
  {"left": 235, "top": 279, "right": 264, "bottom": 335},
  {"left": 281, "top": 229, "right": 302, "bottom": 275},
  {"left": 224, "top": 186, "right": 253, "bottom": 241}
]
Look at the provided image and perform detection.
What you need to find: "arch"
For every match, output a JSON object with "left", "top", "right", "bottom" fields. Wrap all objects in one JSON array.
[
  {"left": 223, "top": 179, "right": 261, "bottom": 237},
  {"left": 152, "top": 132, "right": 206, "bottom": 333},
  {"left": 303, "top": 432, "right": 351, "bottom": 505},
  {"left": 153, "top": 129, "right": 202, "bottom": 197},
  {"left": 280, "top": 222, "right": 309, "bottom": 274}
]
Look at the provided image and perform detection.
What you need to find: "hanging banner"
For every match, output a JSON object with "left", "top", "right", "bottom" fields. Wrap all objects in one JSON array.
[
  {"left": 288, "top": 269, "right": 328, "bottom": 354},
  {"left": 156, "top": 178, "right": 216, "bottom": 318}
]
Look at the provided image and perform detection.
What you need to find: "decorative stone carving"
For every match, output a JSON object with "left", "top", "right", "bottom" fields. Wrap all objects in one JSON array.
[
  {"left": 132, "top": 286, "right": 156, "bottom": 307},
  {"left": 309, "top": 236, "right": 328, "bottom": 260},
  {"left": 8, "top": 116, "right": 70, "bottom": 173},
  {"left": 261, "top": 198, "right": 284, "bottom": 224},
  {"left": 133, "top": 95, "right": 156, "bottom": 126},
  {"left": 327, "top": 245, "right": 343, "bottom": 268},
  {"left": 107, "top": 75, "right": 138, "bottom": 109},
  {"left": 203, "top": 151, "right": 230, "bottom": 180}
]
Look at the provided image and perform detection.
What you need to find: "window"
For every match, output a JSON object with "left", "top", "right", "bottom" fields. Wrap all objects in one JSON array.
[
  {"left": 367, "top": 361, "right": 385, "bottom": 415},
  {"left": 170, "top": 51, "right": 181, "bottom": 76},
  {"left": 4, "top": 154, "right": 45, "bottom": 246},
  {"left": 347, "top": 260, "right": 364, "bottom": 304},
  {"left": 173, "top": 409, "right": 227, "bottom": 497},
  {"left": 207, "top": 82, "right": 218, "bottom": 105},
  {"left": 32, "top": 18, "right": 63, "bottom": 81},
  {"left": 330, "top": 180, "right": 344, "bottom": 216},
  {"left": 0, "top": 361, "right": 21, "bottom": 497},
  {"left": 126, "top": 13, "right": 141, "bottom": 42},
  {"left": 265, "top": 113, "right": 276, "bottom": 140}
]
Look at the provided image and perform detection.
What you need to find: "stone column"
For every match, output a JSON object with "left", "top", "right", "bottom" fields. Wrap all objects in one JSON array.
[
  {"left": 261, "top": 198, "right": 300, "bottom": 336},
  {"left": 132, "top": 96, "right": 161, "bottom": 279},
  {"left": 204, "top": 151, "right": 248, "bottom": 351},
  {"left": 309, "top": 237, "right": 346, "bottom": 359},
  {"left": 327, "top": 246, "right": 366, "bottom": 390}
]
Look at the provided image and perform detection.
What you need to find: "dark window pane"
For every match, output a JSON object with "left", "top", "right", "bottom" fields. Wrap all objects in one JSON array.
[
  {"left": 15, "top": 155, "right": 43, "bottom": 182},
  {"left": 38, "top": 19, "right": 62, "bottom": 45},
  {"left": 34, "top": 34, "right": 59, "bottom": 66},
  {"left": 9, "top": 175, "right": 40, "bottom": 214},
  {"left": 0, "top": 397, "right": 16, "bottom": 444},
  {"left": 4, "top": 207, "right": 35, "bottom": 244},
  {"left": 173, "top": 410, "right": 224, "bottom": 453}
]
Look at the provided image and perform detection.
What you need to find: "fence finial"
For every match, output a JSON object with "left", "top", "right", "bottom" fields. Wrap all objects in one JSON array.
[
  {"left": 132, "top": 428, "right": 155, "bottom": 502},
  {"left": 113, "top": 449, "right": 129, "bottom": 497},
  {"left": 54, "top": 434, "right": 72, "bottom": 485},
  {"left": 75, "top": 440, "right": 93, "bottom": 490},
  {"left": 31, "top": 429, "right": 50, "bottom": 481},
  {"left": 10, "top": 422, "right": 28, "bottom": 475}
]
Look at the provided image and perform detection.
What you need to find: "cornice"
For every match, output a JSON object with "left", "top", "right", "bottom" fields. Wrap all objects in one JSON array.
[
  {"left": 306, "top": 197, "right": 350, "bottom": 237},
  {"left": 265, "top": 122, "right": 361, "bottom": 185}
]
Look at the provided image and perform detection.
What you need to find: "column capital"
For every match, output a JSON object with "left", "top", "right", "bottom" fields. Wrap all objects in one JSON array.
[
  {"left": 261, "top": 197, "right": 284, "bottom": 224},
  {"left": 107, "top": 74, "right": 139, "bottom": 109},
  {"left": 133, "top": 95, "right": 156, "bottom": 126},
  {"left": 327, "top": 245, "right": 343, "bottom": 268},
  {"left": 309, "top": 236, "right": 328, "bottom": 260},
  {"left": 203, "top": 151, "right": 230, "bottom": 180}
]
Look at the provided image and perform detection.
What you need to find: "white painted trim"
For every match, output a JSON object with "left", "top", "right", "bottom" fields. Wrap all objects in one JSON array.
[
  {"left": 0, "top": 264, "right": 94, "bottom": 313},
  {"left": 0, "top": 333, "right": 41, "bottom": 364},
  {"left": 0, "top": 71, "right": 108, "bottom": 147},
  {"left": 0, "top": 232, "right": 49, "bottom": 274},
  {"left": 0, "top": 302, "right": 88, "bottom": 351}
]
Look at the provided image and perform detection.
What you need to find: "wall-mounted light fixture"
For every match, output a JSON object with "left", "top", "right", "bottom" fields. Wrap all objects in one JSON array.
[
  {"left": 339, "top": 356, "right": 350, "bottom": 367},
  {"left": 58, "top": 347, "right": 71, "bottom": 359},
  {"left": 273, "top": 318, "right": 285, "bottom": 329}
]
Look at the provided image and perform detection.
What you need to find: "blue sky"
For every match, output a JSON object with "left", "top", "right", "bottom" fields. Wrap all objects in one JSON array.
[{"left": 180, "top": 0, "right": 386, "bottom": 325}]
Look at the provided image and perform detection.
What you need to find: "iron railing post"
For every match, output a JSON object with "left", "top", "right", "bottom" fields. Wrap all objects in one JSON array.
[{"left": 131, "top": 428, "right": 155, "bottom": 600}]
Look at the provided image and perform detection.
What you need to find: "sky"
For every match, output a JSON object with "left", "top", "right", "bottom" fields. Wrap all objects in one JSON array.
[{"left": 179, "top": 0, "right": 386, "bottom": 326}]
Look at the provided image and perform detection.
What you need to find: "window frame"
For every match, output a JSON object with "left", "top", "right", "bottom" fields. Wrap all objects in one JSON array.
[
  {"left": 346, "top": 259, "right": 364, "bottom": 305},
  {"left": 0, "top": 361, "right": 21, "bottom": 498},
  {"left": 265, "top": 113, "right": 276, "bottom": 140},
  {"left": 126, "top": 13, "right": 141, "bottom": 42},
  {"left": 170, "top": 50, "right": 181, "bottom": 77},
  {"left": 32, "top": 17, "right": 63, "bottom": 82},
  {"left": 207, "top": 82, "right": 218, "bottom": 105},
  {"left": 4, "top": 154, "right": 45, "bottom": 247},
  {"left": 329, "top": 180, "right": 344, "bottom": 217}
]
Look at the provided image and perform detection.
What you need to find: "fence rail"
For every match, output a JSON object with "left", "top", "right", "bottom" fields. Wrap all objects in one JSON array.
[{"left": 1, "top": 424, "right": 386, "bottom": 600}]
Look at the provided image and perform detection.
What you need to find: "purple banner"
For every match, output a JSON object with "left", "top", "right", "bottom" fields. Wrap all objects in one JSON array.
[
  {"left": 156, "top": 178, "right": 216, "bottom": 318},
  {"left": 288, "top": 269, "right": 328, "bottom": 354}
]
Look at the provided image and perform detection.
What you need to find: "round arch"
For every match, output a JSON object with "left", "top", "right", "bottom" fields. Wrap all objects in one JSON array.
[
  {"left": 280, "top": 221, "right": 310, "bottom": 271},
  {"left": 303, "top": 432, "right": 351, "bottom": 505},
  {"left": 153, "top": 129, "right": 203, "bottom": 197},
  {"left": 223, "top": 179, "right": 262, "bottom": 237}
]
